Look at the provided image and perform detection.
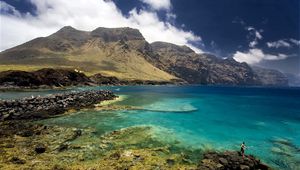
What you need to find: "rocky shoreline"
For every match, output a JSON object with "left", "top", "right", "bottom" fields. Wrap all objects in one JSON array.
[
  {"left": 0, "top": 90, "right": 116, "bottom": 120},
  {"left": 198, "top": 151, "right": 270, "bottom": 170}
]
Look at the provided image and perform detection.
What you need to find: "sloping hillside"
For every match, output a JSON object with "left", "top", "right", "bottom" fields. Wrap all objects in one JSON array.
[{"left": 0, "top": 26, "right": 177, "bottom": 81}]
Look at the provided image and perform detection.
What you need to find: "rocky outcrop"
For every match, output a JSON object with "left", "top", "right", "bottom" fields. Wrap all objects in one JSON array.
[
  {"left": 198, "top": 151, "right": 271, "bottom": 170},
  {"left": 0, "top": 90, "right": 116, "bottom": 120},
  {"left": 252, "top": 67, "right": 289, "bottom": 86},
  {"left": 89, "top": 73, "right": 122, "bottom": 85},
  {"left": 0, "top": 68, "right": 92, "bottom": 89}
]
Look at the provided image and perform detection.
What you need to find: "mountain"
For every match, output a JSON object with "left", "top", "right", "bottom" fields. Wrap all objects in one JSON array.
[
  {"left": 0, "top": 26, "right": 288, "bottom": 86},
  {"left": 284, "top": 73, "right": 300, "bottom": 87},
  {"left": 0, "top": 26, "right": 177, "bottom": 82},
  {"left": 251, "top": 67, "right": 289, "bottom": 86},
  {"left": 148, "top": 41, "right": 289, "bottom": 86},
  {"left": 148, "top": 42, "right": 261, "bottom": 85}
]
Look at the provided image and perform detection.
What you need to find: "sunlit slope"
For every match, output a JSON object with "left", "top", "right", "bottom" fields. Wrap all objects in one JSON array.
[{"left": 0, "top": 26, "right": 178, "bottom": 81}]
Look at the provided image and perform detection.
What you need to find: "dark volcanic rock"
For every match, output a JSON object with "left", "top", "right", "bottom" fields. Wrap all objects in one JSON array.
[
  {"left": 0, "top": 68, "right": 92, "bottom": 88},
  {"left": 34, "top": 68, "right": 91, "bottom": 86},
  {"left": 0, "top": 70, "right": 41, "bottom": 87},
  {"left": 90, "top": 73, "right": 121, "bottom": 85},
  {"left": 198, "top": 151, "right": 271, "bottom": 170}
]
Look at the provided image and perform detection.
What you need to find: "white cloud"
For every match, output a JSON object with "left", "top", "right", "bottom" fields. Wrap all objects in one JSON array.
[
  {"left": 233, "top": 48, "right": 288, "bottom": 65},
  {"left": 246, "top": 26, "right": 263, "bottom": 48},
  {"left": 267, "top": 39, "right": 300, "bottom": 48},
  {"left": 0, "top": 1, "right": 21, "bottom": 17},
  {"left": 289, "top": 38, "right": 300, "bottom": 46},
  {"left": 0, "top": 0, "right": 202, "bottom": 53},
  {"left": 140, "top": 0, "right": 171, "bottom": 10},
  {"left": 267, "top": 40, "right": 291, "bottom": 48}
]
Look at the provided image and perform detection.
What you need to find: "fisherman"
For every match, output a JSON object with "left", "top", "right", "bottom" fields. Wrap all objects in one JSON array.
[{"left": 241, "top": 142, "right": 247, "bottom": 159}]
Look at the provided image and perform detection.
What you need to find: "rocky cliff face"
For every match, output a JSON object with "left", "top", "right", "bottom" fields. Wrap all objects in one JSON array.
[
  {"left": 149, "top": 42, "right": 261, "bottom": 85},
  {"left": 252, "top": 67, "right": 289, "bottom": 86},
  {"left": 283, "top": 73, "right": 300, "bottom": 87}
]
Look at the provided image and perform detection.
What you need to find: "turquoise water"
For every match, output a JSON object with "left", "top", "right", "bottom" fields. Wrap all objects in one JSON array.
[{"left": 1, "top": 85, "right": 300, "bottom": 169}]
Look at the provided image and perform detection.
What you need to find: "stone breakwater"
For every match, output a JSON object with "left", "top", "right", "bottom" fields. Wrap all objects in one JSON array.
[{"left": 0, "top": 90, "right": 116, "bottom": 120}]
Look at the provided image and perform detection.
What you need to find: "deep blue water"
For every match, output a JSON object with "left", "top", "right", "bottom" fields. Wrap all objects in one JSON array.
[{"left": 1, "top": 85, "right": 300, "bottom": 169}]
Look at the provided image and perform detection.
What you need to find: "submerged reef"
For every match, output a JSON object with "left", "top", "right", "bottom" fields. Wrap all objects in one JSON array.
[
  {"left": 269, "top": 138, "right": 300, "bottom": 169},
  {"left": 0, "top": 120, "right": 273, "bottom": 170},
  {"left": 0, "top": 91, "right": 274, "bottom": 169}
]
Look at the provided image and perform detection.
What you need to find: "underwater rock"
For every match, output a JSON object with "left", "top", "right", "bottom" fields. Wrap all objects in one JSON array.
[
  {"left": 166, "top": 158, "right": 175, "bottom": 166},
  {"left": 17, "top": 130, "right": 34, "bottom": 137},
  {"left": 9, "top": 156, "right": 26, "bottom": 164},
  {"left": 35, "top": 143, "right": 46, "bottom": 154},
  {"left": 57, "top": 144, "right": 68, "bottom": 152}
]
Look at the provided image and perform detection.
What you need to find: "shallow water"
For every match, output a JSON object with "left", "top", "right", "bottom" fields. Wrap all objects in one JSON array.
[{"left": 1, "top": 85, "right": 300, "bottom": 169}]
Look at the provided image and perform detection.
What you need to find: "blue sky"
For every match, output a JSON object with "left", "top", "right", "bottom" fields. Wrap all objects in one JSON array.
[{"left": 1, "top": 0, "right": 299, "bottom": 74}]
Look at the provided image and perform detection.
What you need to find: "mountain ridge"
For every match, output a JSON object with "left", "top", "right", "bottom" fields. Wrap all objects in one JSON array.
[{"left": 0, "top": 26, "right": 288, "bottom": 86}]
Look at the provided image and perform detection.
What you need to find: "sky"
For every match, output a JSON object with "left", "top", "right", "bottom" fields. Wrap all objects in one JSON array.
[{"left": 0, "top": 0, "right": 299, "bottom": 74}]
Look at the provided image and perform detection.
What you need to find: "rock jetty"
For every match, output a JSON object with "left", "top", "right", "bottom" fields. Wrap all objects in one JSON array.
[{"left": 0, "top": 90, "right": 116, "bottom": 120}]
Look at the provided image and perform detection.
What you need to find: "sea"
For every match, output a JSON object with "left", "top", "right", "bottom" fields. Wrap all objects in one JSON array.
[{"left": 1, "top": 85, "right": 299, "bottom": 169}]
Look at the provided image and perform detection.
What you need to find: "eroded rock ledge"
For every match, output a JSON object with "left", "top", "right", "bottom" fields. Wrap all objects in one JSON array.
[{"left": 0, "top": 90, "right": 116, "bottom": 120}]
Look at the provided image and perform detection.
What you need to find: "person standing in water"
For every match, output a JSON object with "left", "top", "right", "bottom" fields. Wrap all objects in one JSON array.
[{"left": 241, "top": 142, "right": 247, "bottom": 159}]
